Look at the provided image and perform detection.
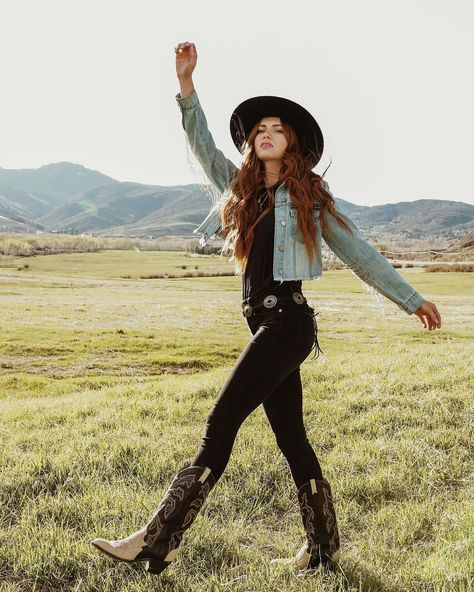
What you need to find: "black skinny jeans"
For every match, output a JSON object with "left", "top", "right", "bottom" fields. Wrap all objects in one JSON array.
[{"left": 191, "top": 302, "right": 324, "bottom": 490}]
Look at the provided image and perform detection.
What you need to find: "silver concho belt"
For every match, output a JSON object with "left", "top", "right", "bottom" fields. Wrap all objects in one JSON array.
[{"left": 242, "top": 291, "right": 307, "bottom": 318}]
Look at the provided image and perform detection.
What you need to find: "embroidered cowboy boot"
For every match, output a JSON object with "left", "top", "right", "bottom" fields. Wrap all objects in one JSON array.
[
  {"left": 270, "top": 477, "right": 341, "bottom": 571},
  {"left": 91, "top": 462, "right": 216, "bottom": 574}
]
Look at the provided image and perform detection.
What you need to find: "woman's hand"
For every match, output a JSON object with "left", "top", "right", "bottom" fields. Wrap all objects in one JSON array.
[
  {"left": 414, "top": 300, "right": 442, "bottom": 330},
  {"left": 175, "top": 41, "right": 197, "bottom": 80}
]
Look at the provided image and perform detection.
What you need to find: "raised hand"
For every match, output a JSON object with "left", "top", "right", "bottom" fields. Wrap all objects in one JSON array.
[{"left": 175, "top": 41, "right": 197, "bottom": 80}]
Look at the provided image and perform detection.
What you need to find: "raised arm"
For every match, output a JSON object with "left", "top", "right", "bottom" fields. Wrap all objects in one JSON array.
[{"left": 174, "top": 41, "right": 238, "bottom": 194}]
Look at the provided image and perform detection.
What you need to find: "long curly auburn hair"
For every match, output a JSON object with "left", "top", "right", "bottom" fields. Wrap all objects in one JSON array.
[{"left": 219, "top": 117, "right": 353, "bottom": 273}]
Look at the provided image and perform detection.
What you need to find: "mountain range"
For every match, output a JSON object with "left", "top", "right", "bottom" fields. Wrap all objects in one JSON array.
[{"left": 0, "top": 162, "right": 473, "bottom": 241}]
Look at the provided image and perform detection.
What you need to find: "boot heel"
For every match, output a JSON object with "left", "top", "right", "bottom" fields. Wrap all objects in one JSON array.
[{"left": 145, "top": 558, "right": 172, "bottom": 574}]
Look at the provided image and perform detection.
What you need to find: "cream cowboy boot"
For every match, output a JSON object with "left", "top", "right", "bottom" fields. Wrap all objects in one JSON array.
[
  {"left": 91, "top": 462, "right": 216, "bottom": 574},
  {"left": 270, "top": 477, "right": 341, "bottom": 570}
]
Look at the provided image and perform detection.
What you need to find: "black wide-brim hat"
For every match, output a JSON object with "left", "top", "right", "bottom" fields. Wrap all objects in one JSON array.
[{"left": 230, "top": 95, "right": 324, "bottom": 169}]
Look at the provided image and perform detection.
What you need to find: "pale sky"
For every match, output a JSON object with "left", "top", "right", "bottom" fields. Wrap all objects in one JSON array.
[{"left": 1, "top": 0, "right": 473, "bottom": 206}]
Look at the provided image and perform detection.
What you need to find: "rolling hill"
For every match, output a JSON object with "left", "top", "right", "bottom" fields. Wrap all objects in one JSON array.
[{"left": 0, "top": 162, "right": 472, "bottom": 241}]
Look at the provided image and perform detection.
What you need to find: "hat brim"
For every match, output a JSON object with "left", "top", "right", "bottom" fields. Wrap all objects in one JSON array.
[{"left": 230, "top": 95, "right": 324, "bottom": 169}]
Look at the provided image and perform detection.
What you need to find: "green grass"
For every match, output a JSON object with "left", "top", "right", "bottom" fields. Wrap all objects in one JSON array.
[
  {"left": 0, "top": 249, "right": 236, "bottom": 279},
  {"left": 0, "top": 252, "right": 473, "bottom": 591}
]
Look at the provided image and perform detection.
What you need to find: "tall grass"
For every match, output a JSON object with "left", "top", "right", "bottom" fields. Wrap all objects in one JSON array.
[
  {"left": 0, "top": 233, "right": 225, "bottom": 257},
  {"left": 0, "top": 254, "right": 472, "bottom": 591},
  {"left": 424, "top": 263, "right": 474, "bottom": 272}
]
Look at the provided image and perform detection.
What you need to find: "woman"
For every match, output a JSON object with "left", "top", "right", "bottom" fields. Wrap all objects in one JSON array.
[{"left": 91, "top": 41, "right": 442, "bottom": 575}]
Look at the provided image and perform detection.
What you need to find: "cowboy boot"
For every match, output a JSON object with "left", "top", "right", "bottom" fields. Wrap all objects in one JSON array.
[
  {"left": 91, "top": 462, "right": 216, "bottom": 574},
  {"left": 270, "top": 477, "right": 341, "bottom": 571}
]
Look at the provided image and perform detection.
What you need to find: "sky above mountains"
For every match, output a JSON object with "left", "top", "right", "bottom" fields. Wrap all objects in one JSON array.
[{"left": 1, "top": 0, "right": 473, "bottom": 206}]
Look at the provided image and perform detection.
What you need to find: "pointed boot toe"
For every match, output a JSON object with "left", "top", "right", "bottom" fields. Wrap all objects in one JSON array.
[
  {"left": 91, "top": 463, "right": 216, "bottom": 574},
  {"left": 90, "top": 526, "right": 148, "bottom": 562},
  {"left": 270, "top": 541, "right": 313, "bottom": 570},
  {"left": 91, "top": 538, "right": 127, "bottom": 561}
]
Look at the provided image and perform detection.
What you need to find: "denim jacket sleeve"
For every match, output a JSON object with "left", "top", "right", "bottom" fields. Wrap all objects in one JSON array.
[
  {"left": 320, "top": 180, "right": 425, "bottom": 315},
  {"left": 175, "top": 90, "right": 238, "bottom": 242}
]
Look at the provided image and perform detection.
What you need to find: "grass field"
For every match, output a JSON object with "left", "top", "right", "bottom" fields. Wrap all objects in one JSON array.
[{"left": 0, "top": 251, "right": 473, "bottom": 592}]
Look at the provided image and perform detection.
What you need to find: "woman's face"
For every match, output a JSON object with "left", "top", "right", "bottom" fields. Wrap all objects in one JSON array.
[{"left": 254, "top": 116, "right": 288, "bottom": 161}]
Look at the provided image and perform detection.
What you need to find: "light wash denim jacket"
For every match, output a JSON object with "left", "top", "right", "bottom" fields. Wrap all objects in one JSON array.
[{"left": 175, "top": 90, "right": 425, "bottom": 315}]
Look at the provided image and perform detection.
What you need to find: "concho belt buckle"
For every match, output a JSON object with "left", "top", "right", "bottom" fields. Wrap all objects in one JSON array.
[
  {"left": 243, "top": 304, "right": 253, "bottom": 317},
  {"left": 263, "top": 294, "right": 278, "bottom": 308},
  {"left": 292, "top": 292, "right": 306, "bottom": 305}
]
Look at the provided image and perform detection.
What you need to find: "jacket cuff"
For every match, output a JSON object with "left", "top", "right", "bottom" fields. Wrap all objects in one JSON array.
[
  {"left": 192, "top": 228, "right": 210, "bottom": 247},
  {"left": 175, "top": 89, "right": 199, "bottom": 109},
  {"left": 401, "top": 290, "right": 425, "bottom": 315}
]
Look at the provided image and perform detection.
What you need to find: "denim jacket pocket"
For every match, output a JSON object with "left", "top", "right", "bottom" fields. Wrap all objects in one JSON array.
[
  {"left": 289, "top": 205, "right": 321, "bottom": 245},
  {"left": 289, "top": 205, "right": 304, "bottom": 243}
]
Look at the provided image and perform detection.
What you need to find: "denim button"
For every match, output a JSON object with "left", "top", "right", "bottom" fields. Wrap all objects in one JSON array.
[
  {"left": 278, "top": 268, "right": 283, "bottom": 274},
  {"left": 281, "top": 220, "right": 286, "bottom": 226},
  {"left": 278, "top": 244, "right": 284, "bottom": 252}
]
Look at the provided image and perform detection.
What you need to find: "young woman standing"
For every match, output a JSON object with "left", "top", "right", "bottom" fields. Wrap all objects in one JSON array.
[{"left": 91, "top": 41, "right": 442, "bottom": 575}]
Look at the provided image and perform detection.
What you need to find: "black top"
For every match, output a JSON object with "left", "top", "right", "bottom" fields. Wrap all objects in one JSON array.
[{"left": 242, "top": 182, "right": 302, "bottom": 303}]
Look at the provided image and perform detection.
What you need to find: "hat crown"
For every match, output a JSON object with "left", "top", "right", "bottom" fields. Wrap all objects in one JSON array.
[{"left": 229, "top": 95, "right": 324, "bottom": 169}]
